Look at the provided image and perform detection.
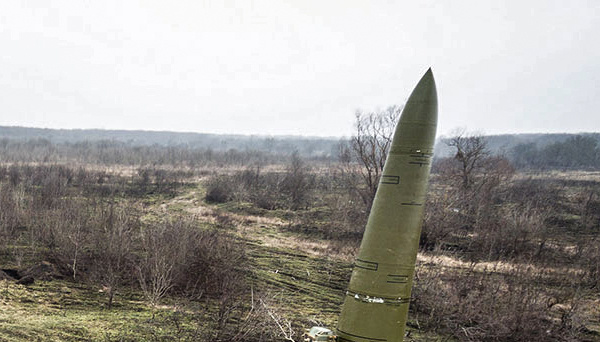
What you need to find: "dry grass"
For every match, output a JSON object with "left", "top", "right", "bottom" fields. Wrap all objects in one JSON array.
[
  {"left": 1, "top": 161, "right": 598, "bottom": 341},
  {"left": 416, "top": 252, "right": 588, "bottom": 277}
]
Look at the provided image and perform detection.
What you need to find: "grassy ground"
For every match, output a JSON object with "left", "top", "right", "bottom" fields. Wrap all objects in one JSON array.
[
  {"left": 1, "top": 171, "right": 598, "bottom": 341},
  {"left": 0, "top": 250, "right": 451, "bottom": 342},
  {"left": 0, "top": 280, "right": 198, "bottom": 341}
]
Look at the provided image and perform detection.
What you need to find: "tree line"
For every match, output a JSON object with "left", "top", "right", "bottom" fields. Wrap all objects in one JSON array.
[{"left": 511, "top": 135, "right": 600, "bottom": 169}]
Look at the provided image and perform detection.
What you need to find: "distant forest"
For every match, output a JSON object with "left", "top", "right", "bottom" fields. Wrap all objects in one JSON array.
[
  {"left": 435, "top": 133, "right": 600, "bottom": 169},
  {"left": 1, "top": 126, "right": 599, "bottom": 169},
  {"left": 0, "top": 126, "right": 340, "bottom": 158},
  {"left": 0, "top": 126, "right": 342, "bottom": 166}
]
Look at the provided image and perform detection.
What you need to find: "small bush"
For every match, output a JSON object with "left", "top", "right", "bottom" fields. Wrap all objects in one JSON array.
[{"left": 205, "top": 176, "right": 234, "bottom": 203}]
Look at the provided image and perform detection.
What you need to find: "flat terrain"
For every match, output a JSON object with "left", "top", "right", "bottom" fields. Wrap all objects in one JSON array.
[{"left": 0, "top": 166, "right": 599, "bottom": 341}]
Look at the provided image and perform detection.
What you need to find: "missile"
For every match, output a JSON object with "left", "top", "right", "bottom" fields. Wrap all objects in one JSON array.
[{"left": 336, "top": 69, "right": 438, "bottom": 342}]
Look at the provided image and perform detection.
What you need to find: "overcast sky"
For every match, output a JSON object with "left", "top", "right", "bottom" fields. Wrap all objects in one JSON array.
[{"left": 1, "top": 0, "right": 598, "bottom": 137}]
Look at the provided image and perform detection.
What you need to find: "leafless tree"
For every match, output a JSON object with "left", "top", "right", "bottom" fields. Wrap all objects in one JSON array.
[
  {"left": 281, "top": 151, "right": 312, "bottom": 210},
  {"left": 447, "top": 131, "right": 490, "bottom": 190},
  {"left": 349, "top": 105, "right": 402, "bottom": 208},
  {"left": 63, "top": 205, "right": 88, "bottom": 281},
  {"left": 137, "top": 223, "right": 178, "bottom": 316},
  {"left": 93, "top": 202, "right": 136, "bottom": 309},
  {"left": 424, "top": 132, "right": 516, "bottom": 255}
]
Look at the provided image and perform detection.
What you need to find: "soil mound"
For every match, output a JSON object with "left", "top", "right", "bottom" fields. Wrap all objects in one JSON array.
[
  {"left": 1, "top": 268, "right": 20, "bottom": 280},
  {"left": 0, "top": 270, "right": 13, "bottom": 280},
  {"left": 21, "top": 261, "right": 64, "bottom": 281}
]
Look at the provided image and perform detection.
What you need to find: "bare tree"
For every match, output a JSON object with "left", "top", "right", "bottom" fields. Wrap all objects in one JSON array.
[
  {"left": 424, "top": 132, "right": 515, "bottom": 254},
  {"left": 93, "top": 202, "right": 136, "bottom": 309},
  {"left": 65, "top": 207, "right": 87, "bottom": 281},
  {"left": 447, "top": 132, "right": 489, "bottom": 190},
  {"left": 349, "top": 105, "right": 402, "bottom": 208},
  {"left": 281, "top": 151, "right": 312, "bottom": 210},
  {"left": 137, "top": 223, "right": 178, "bottom": 316}
]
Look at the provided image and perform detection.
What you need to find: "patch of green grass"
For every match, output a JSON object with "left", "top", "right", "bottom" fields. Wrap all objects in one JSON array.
[{"left": 0, "top": 280, "right": 204, "bottom": 342}]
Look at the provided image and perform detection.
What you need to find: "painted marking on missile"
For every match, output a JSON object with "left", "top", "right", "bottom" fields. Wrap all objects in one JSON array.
[
  {"left": 386, "top": 274, "right": 408, "bottom": 284},
  {"left": 346, "top": 290, "right": 411, "bottom": 306},
  {"left": 409, "top": 161, "right": 429, "bottom": 167},
  {"left": 355, "top": 259, "right": 378, "bottom": 271},
  {"left": 409, "top": 153, "right": 431, "bottom": 158},
  {"left": 380, "top": 175, "right": 399, "bottom": 185},
  {"left": 409, "top": 155, "right": 432, "bottom": 165},
  {"left": 337, "top": 329, "right": 387, "bottom": 341},
  {"left": 401, "top": 201, "right": 423, "bottom": 206}
]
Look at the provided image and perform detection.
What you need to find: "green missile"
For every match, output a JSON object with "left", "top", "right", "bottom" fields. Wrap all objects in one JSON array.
[{"left": 336, "top": 69, "right": 438, "bottom": 342}]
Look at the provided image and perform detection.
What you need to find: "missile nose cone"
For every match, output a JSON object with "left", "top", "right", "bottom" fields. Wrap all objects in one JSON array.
[
  {"left": 401, "top": 68, "right": 437, "bottom": 123},
  {"left": 391, "top": 68, "right": 438, "bottom": 154}
]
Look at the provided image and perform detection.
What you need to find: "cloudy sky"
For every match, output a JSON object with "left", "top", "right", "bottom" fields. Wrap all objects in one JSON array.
[{"left": 1, "top": 0, "right": 598, "bottom": 137}]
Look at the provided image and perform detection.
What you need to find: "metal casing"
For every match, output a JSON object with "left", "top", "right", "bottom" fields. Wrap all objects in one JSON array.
[{"left": 336, "top": 69, "right": 438, "bottom": 342}]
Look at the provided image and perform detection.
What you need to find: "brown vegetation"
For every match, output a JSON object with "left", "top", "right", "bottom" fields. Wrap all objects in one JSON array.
[{"left": 0, "top": 128, "right": 599, "bottom": 341}]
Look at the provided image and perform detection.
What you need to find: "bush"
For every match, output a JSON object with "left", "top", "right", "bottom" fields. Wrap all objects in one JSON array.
[
  {"left": 412, "top": 262, "right": 588, "bottom": 341},
  {"left": 205, "top": 175, "right": 235, "bottom": 203},
  {"left": 204, "top": 159, "right": 315, "bottom": 210}
]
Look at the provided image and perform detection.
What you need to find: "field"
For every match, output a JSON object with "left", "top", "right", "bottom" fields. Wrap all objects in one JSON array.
[{"left": 0, "top": 153, "right": 599, "bottom": 341}]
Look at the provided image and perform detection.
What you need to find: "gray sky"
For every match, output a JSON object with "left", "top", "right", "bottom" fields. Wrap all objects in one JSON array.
[{"left": 1, "top": 0, "right": 598, "bottom": 137}]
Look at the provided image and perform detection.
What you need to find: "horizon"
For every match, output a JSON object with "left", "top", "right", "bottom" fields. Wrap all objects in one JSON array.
[{"left": 1, "top": 124, "right": 599, "bottom": 141}]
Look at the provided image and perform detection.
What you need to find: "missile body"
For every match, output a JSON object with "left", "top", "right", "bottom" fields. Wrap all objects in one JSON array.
[{"left": 336, "top": 69, "right": 438, "bottom": 342}]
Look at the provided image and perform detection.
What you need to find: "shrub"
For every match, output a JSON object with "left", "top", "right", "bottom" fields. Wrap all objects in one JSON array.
[
  {"left": 412, "top": 262, "right": 588, "bottom": 341},
  {"left": 205, "top": 175, "right": 235, "bottom": 203}
]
